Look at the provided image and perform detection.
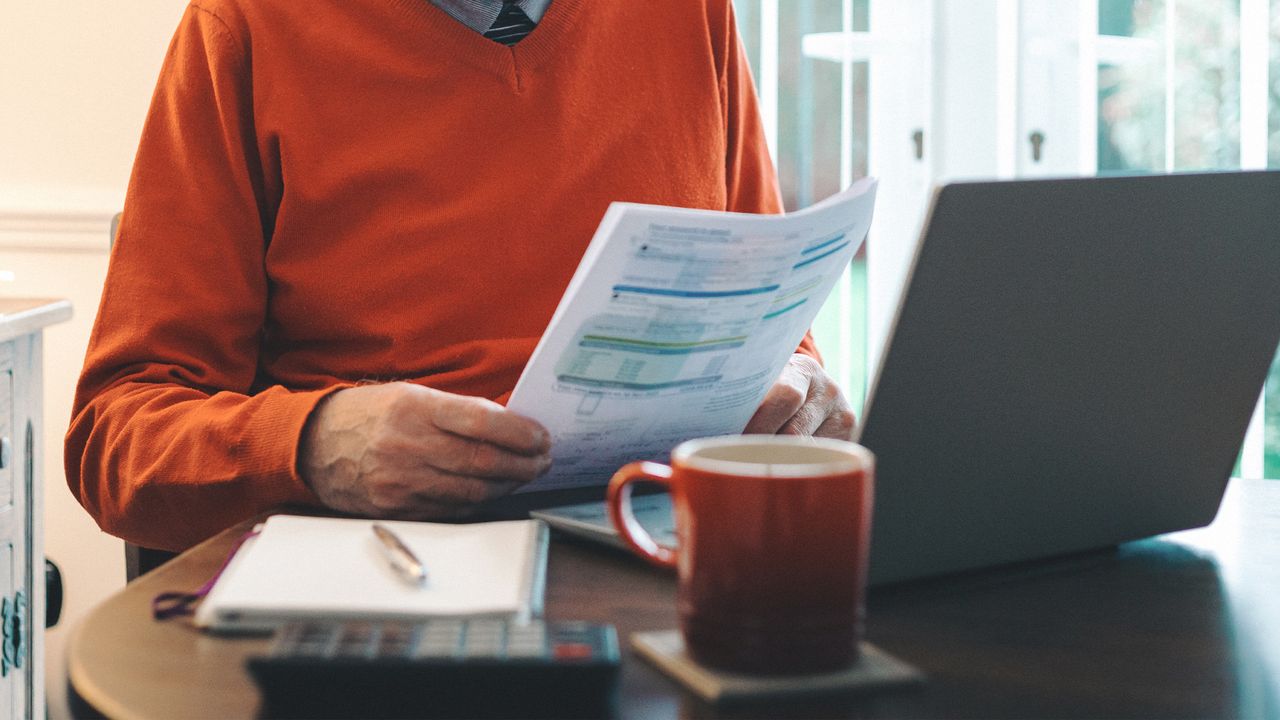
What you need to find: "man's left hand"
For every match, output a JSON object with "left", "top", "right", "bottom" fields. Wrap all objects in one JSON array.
[{"left": 743, "top": 353, "right": 857, "bottom": 440}]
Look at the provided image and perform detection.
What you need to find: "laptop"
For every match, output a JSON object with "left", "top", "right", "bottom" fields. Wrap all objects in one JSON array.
[{"left": 530, "top": 171, "right": 1280, "bottom": 586}]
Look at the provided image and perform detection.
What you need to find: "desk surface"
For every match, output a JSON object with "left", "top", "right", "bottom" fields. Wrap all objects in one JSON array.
[{"left": 68, "top": 478, "right": 1280, "bottom": 719}]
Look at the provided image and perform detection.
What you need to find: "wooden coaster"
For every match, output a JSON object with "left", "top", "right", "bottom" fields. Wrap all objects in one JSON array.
[{"left": 631, "top": 630, "right": 924, "bottom": 704}]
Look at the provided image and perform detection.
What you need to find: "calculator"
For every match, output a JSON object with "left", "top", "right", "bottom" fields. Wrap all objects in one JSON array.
[{"left": 247, "top": 618, "right": 620, "bottom": 719}]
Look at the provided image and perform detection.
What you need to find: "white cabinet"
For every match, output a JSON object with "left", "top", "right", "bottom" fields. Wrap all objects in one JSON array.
[{"left": 0, "top": 299, "right": 70, "bottom": 720}]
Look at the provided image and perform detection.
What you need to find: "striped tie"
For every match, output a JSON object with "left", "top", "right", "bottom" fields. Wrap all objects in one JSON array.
[{"left": 484, "top": 2, "right": 537, "bottom": 46}]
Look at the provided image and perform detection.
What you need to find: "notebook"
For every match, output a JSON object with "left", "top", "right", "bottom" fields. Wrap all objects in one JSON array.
[{"left": 194, "top": 515, "right": 549, "bottom": 632}]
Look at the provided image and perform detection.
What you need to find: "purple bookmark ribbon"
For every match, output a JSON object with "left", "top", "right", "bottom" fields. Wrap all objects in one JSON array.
[{"left": 152, "top": 528, "right": 261, "bottom": 621}]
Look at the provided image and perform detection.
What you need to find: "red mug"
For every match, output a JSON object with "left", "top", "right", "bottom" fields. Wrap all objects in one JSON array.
[{"left": 607, "top": 435, "right": 875, "bottom": 675}]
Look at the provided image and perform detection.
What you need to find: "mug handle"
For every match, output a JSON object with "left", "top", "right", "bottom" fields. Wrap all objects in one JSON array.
[{"left": 606, "top": 461, "right": 678, "bottom": 569}]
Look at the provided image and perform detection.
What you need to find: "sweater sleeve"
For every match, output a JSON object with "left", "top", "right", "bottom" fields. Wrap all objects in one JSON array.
[
  {"left": 717, "top": 3, "right": 823, "bottom": 364},
  {"left": 65, "top": 5, "right": 341, "bottom": 552}
]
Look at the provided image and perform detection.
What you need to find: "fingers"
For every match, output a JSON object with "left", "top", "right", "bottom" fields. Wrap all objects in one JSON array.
[
  {"left": 779, "top": 396, "right": 829, "bottom": 436},
  {"left": 362, "top": 440, "right": 542, "bottom": 513},
  {"left": 745, "top": 354, "right": 852, "bottom": 438},
  {"left": 424, "top": 389, "right": 550, "bottom": 455},
  {"left": 743, "top": 362, "right": 808, "bottom": 434},
  {"left": 420, "top": 430, "right": 553, "bottom": 482},
  {"left": 813, "top": 406, "right": 858, "bottom": 441}
]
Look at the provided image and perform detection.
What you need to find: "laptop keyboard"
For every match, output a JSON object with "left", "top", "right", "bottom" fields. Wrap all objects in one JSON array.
[
  {"left": 536, "top": 493, "right": 677, "bottom": 548},
  {"left": 618, "top": 494, "right": 677, "bottom": 546}
]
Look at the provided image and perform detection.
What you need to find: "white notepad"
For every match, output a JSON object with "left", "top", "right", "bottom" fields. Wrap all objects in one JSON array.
[{"left": 194, "top": 515, "right": 549, "bottom": 632}]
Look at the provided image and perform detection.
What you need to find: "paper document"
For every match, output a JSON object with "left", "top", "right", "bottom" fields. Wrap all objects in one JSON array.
[{"left": 508, "top": 179, "right": 878, "bottom": 491}]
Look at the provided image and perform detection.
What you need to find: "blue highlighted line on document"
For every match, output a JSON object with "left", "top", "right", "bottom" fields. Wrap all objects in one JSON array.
[
  {"left": 557, "top": 375, "right": 724, "bottom": 391},
  {"left": 763, "top": 299, "right": 807, "bottom": 320},
  {"left": 801, "top": 232, "right": 846, "bottom": 255},
  {"left": 579, "top": 334, "right": 747, "bottom": 355},
  {"left": 793, "top": 241, "right": 852, "bottom": 270},
  {"left": 612, "top": 284, "right": 780, "bottom": 298}
]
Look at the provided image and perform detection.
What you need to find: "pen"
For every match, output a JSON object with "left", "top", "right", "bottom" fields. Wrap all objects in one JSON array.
[{"left": 371, "top": 523, "right": 427, "bottom": 586}]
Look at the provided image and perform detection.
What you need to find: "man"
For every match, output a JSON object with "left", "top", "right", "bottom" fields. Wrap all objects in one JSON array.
[{"left": 65, "top": 0, "right": 855, "bottom": 552}]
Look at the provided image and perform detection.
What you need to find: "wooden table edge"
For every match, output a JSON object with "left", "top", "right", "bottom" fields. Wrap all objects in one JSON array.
[{"left": 66, "top": 517, "right": 265, "bottom": 720}]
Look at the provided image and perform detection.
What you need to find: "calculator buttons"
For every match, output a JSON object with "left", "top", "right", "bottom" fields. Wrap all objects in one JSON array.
[
  {"left": 420, "top": 626, "right": 463, "bottom": 643},
  {"left": 335, "top": 623, "right": 378, "bottom": 659},
  {"left": 507, "top": 623, "right": 546, "bottom": 643},
  {"left": 467, "top": 619, "right": 506, "bottom": 636},
  {"left": 424, "top": 619, "right": 464, "bottom": 635},
  {"left": 415, "top": 620, "right": 463, "bottom": 657},
  {"left": 269, "top": 618, "right": 614, "bottom": 665},
  {"left": 503, "top": 642, "right": 544, "bottom": 658},
  {"left": 463, "top": 640, "right": 503, "bottom": 658},
  {"left": 251, "top": 619, "right": 621, "bottom": 720},
  {"left": 552, "top": 642, "right": 594, "bottom": 661},
  {"left": 414, "top": 637, "right": 460, "bottom": 659},
  {"left": 377, "top": 623, "right": 416, "bottom": 658},
  {"left": 283, "top": 623, "right": 340, "bottom": 658}
]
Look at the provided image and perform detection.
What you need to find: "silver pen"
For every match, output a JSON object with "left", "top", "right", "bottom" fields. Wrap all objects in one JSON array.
[{"left": 371, "top": 523, "right": 427, "bottom": 586}]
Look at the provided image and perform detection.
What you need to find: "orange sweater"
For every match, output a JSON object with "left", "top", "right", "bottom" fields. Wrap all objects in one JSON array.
[{"left": 66, "top": 0, "right": 818, "bottom": 551}]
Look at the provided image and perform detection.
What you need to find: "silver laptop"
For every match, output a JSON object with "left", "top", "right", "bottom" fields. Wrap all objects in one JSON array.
[{"left": 532, "top": 171, "right": 1280, "bottom": 586}]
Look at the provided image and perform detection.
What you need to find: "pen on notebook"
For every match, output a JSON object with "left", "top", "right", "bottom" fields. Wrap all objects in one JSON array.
[{"left": 371, "top": 523, "right": 427, "bottom": 586}]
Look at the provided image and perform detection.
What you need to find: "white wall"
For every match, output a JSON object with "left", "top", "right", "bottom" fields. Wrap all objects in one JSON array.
[
  {"left": 1, "top": 2, "right": 187, "bottom": 203},
  {"left": 0, "top": 3, "right": 188, "bottom": 718}
]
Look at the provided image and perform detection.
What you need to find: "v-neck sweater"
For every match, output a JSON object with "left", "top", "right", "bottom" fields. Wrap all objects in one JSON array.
[{"left": 67, "top": 0, "right": 818, "bottom": 551}]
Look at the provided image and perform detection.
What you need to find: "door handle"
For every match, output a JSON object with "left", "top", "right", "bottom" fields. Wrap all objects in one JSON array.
[{"left": 1029, "top": 130, "right": 1046, "bottom": 162}]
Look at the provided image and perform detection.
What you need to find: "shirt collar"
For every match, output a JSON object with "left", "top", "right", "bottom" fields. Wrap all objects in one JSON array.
[{"left": 430, "top": 0, "right": 554, "bottom": 34}]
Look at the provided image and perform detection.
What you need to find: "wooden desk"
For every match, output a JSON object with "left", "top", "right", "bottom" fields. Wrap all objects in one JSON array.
[{"left": 68, "top": 478, "right": 1280, "bottom": 719}]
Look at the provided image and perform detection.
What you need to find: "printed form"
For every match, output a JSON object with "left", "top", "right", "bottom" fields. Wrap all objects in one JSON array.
[{"left": 508, "top": 179, "right": 878, "bottom": 492}]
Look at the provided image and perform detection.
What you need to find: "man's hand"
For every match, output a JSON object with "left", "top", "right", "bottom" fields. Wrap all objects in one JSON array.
[
  {"left": 299, "top": 382, "right": 552, "bottom": 519},
  {"left": 743, "top": 353, "right": 857, "bottom": 440}
]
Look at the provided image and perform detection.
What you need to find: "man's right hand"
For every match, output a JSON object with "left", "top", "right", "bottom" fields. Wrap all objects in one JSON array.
[{"left": 299, "top": 382, "right": 552, "bottom": 519}]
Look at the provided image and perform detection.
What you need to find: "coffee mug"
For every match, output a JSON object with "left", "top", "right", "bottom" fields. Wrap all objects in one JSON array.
[{"left": 607, "top": 434, "right": 875, "bottom": 675}]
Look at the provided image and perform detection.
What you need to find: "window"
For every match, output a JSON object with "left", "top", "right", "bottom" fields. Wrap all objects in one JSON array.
[
  {"left": 734, "top": 0, "right": 1280, "bottom": 477},
  {"left": 736, "top": 1, "right": 871, "bottom": 407},
  {"left": 735, "top": 0, "right": 934, "bottom": 408}
]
